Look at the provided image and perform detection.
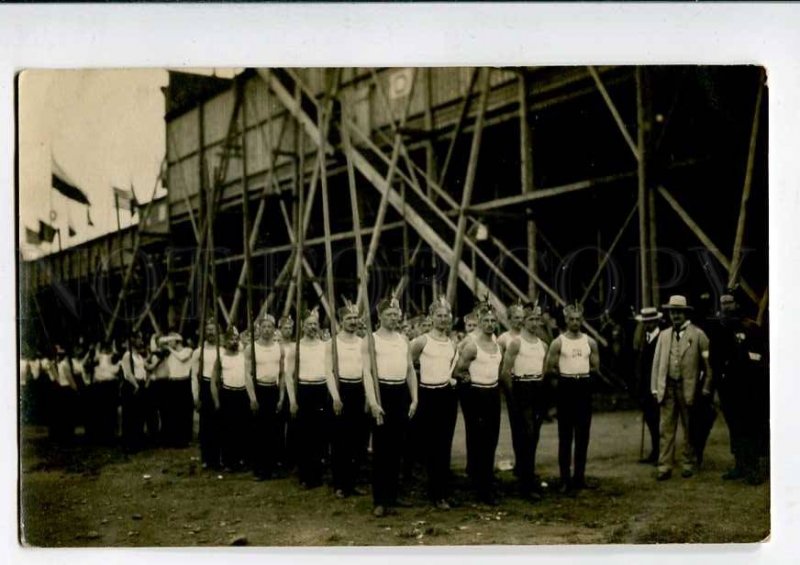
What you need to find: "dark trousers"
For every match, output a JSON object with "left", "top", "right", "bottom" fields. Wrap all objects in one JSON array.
[
  {"left": 220, "top": 387, "right": 251, "bottom": 469},
  {"left": 463, "top": 384, "right": 501, "bottom": 498},
  {"left": 556, "top": 377, "right": 592, "bottom": 485},
  {"left": 640, "top": 393, "right": 660, "bottom": 459},
  {"left": 457, "top": 380, "right": 476, "bottom": 478},
  {"left": 253, "top": 383, "right": 281, "bottom": 478},
  {"left": 417, "top": 384, "right": 458, "bottom": 501},
  {"left": 144, "top": 379, "right": 167, "bottom": 444},
  {"left": 49, "top": 385, "right": 77, "bottom": 441},
  {"left": 509, "top": 379, "right": 548, "bottom": 492},
  {"left": 719, "top": 375, "right": 768, "bottom": 477},
  {"left": 689, "top": 389, "right": 716, "bottom": 467},
  {"left": 332, "top": 381, "right": 367, "bottom": 493},
  {"left": 121, "top": 381, "right": 146, "bottom": 451},
  {"left": 372, "top": 383, "right": 410, "bottom": 506},
  {"left": 199, "top": 379, "right": 221, "bottom": 468},
  {"left": 297, "top": 382, "right": 329, "bottom": 487},
  {"left": 89, "top": 380, "right": 120, "bottom": 444},
  {"left": 163, "top": 378, "right": 193, "bottom": 447}
]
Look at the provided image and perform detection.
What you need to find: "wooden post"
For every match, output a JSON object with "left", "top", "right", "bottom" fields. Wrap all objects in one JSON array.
[
  {"left": 240, "top": 79, "right": 257, "bottom": 384},
  {"left": 341, "top": 102, "right": 380, "bottom": 408},
  {"left": 589, "top": 66, "right": 639, "bottom": 160},
  {"left": 648, "top": 179, "right": 660, "bottom": 308},
  {"left": 636, "top": 67, "right": 651, "bottom": 308},
  {"left": 756, "top": 288, "right": 768, "bottom": 327},
  {"left": 357, "top": 69, "right": 418, "bottom": 305},
  {"left": 439, "top": 68, "right": 479, "bottom": 189},
  {"left": 318, "top": 84, "right": 339, "bottom": 386},
  {"left": 446, "top": 67, "right": 490, "bottom": 303},
  {"left": 728, "top": 69, "right": 765, "bottom": 288},
  {"left": 519, "top": 70, "right": 537, "bottom": 300}
]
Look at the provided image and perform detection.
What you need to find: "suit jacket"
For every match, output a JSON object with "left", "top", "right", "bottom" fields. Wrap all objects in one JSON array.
[{"left": 650, "top": 322, "right": 710, "bottom": 405}]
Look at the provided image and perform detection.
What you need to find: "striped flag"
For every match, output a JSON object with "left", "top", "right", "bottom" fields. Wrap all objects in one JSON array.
[
  {"left": 52, "top": 159, "right": 90, "bottom": 206},
  {"left": 113, "top": 186, "right": 138, "bottom": 214},
  {"left": 25, "top": 227, "right": 41, "bottom": 245}
]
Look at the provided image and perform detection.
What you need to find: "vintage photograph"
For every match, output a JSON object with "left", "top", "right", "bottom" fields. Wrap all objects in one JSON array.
[{"left": 17, "top": 66, "right": 769, "bottom": 546}]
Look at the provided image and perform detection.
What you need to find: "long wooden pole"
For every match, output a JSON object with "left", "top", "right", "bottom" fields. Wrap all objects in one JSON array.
[
  {"left": 240, "top": 79, "right": 257, "bottom": 385},
  {"left": 357, "top": 69, "right": 418, "bottom": 305},
  {"left": 636, "top": 67, "right": 651, "bottom": 308},
  {"left": 589, "top": 66, "right": 639, "bottom": 161},
  {"left": 318, "top": 79, "right": 339, "bottom": 386},
  {"left": 446, "top": 67, "right": 491, "bottom": 303},
  {"left": 341, "top": 102, "right": 381, "bottom": 408},
  {"left": 728, "top": 69, "right": 765, "bottom": 288},
  {"left": 439, "top": 68, "right": 479, "bottom": 189},
  {"left": 519, "top": 70, "right": 537, "bottom": 299}
]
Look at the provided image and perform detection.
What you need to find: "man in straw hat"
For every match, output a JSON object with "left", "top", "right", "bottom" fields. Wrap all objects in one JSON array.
[
  {"left": 501, "top": 303, "right": 549, "bottom": 501},
  {"left": 362, "top": 294, "right": 418, "bottom": 517},
  {"left": 545, "top": 302, "right": 601, "bottom": 494},
  {"left": 410, "top": 296, "right": 458, "bottom": 510},
  {"left": 650, "top": 295, "right": 712, "bottom": 481},
  {"left": 633, "top": 306, "right": 664, "bottom": 464}
]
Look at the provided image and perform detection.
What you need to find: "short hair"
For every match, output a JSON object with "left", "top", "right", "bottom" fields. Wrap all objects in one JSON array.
[
  {"left": 463, "top": 312, "right": 477, "bottom": 323},
  {"left": 563, "top": 302, "right": 584, "bottom": 318}
]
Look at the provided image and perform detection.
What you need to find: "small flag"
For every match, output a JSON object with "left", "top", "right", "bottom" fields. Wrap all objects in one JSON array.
[
  {"left": 52, "top": 159, "right": 90, "bottom": 206},
  {"left": 68, "top": 224, "right": 77, "bottom": 238},
  {"left": 38, "top": 220, "right": 57, "bottom": 243},
  {"left": 113, "top": 186, "right": 137, "bottom": 213},
  {"left": 25, "top": 228, "right": 41, "bottom": 245}
]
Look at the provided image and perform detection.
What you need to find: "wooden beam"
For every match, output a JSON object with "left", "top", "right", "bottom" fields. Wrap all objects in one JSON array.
[
  {"left": 519, "top": 71, "right": 537, "bottom": 299},
  {"left": 756, "top": 288, "right": 768, "bottom": 327},
  {"left": 439, "top": 68, "right": 479, "bottom": 188},
  {"left": 657, "top": 186, "right": 759, "bottom": 304},
  {"left": 728, "top": 69, "right": 765, "bottom": 288},
  {"left": 446, "top": 68, "right": 490, "bottom": 303},
  {"left": 588, "top": 65, "right": 639, "bottom": 161},
  {"left": 636, "top": 67, "right": 651, "bottom": 307}
]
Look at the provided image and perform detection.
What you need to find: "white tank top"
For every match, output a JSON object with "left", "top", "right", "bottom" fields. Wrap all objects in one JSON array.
[
  {"left": 298, "top": 340, "right": 327, "bottom": 382},
  {"left": 194, "top": 346, "right": 220, "bottom": 380},
  {"left": 123, "top": 352, "right": 147, "bottom": 382},
  {"left": 220, "top": 351, "right": 246, "bottom": 389},
  {"left": 94, "top": 352, "right": 119, "bottom": 382},
  {"left": 374, "top": 332, "right": 408, "bottom": 382},
  {"left": 335, "top": 335, "right": 363, "bottom": 381},
  {"left": 253, "top": 341, "right": 281, "bottom": 385},
  {"left": 419, "top": 333, "right": 456, "bottom": 386},
  {"left": 468, "top": 340, "right": 501, "bottom": 386},
  {"left": 512, "top": 335, "right": 546, "bottom": 379},
  {"left": 559, "top": 334, "right": 591, "bottom": 375}
]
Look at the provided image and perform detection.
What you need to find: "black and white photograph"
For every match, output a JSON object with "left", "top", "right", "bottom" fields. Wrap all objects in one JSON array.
[{"left": 16, "top": 63, "right": 771, "bottom": 547}]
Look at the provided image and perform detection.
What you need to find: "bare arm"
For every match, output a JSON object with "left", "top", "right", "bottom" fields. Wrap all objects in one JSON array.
[
  {"left": 282, "top": 344, "right": 297, "bottom": 411},
  {"left": 455, "top": 340, "right": 478, "bottom": 379},
  {"left": 361, "top": 336, "right": 378, "bottom": 409},
  {"left": 242, "top": 349, "right": 258, "bottom": 408},
  {"left": 500, "top": 338, "right": 521, "bottom": 392},
  {"left": 588, "top": 337, "right": 601, "bottom": 374},
  {"left": 210, "top": 358, "right": 221, "bottom": 409},
  {"left": 544, "top": 336, "right": 562, "bottom": 377},
  {"left": 406, "top": 341, "right": 418, "bottom": 417},
  {"left": 409, "top": 335, "right": 426, "bottom": 365},
  {"left": 277, "top": 348, "right": 285, "bottom": 410},
  {"left": 324, "top": 340, "right": 342, "bottom": 410}
]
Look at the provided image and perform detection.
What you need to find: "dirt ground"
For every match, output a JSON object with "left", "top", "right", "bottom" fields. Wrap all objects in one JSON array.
[{"left": 18, "top": 405, "right": 769, "bottom": 547}]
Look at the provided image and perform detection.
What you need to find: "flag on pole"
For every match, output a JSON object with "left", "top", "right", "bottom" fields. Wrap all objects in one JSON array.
[
  {"left": 38, "top": 220, "right": 57, "bottom": 243},
  {"left": 113, "top": 186, "right": 138, "bottom": 214},
  {"left": 25, "top": 228, "right": 41, "bottom": 245},
  {"left": 52, "top": 158, "right": 90, "bottom": 206},
  {"left": 68, "top": 225, "right": 77, "bottom": 237}
]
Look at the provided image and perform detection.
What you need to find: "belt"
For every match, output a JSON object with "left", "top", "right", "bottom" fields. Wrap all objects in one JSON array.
[
  {"left": 222, "top": 384, "right": 246, "bottom": 391},
  {"left": 470, "top": 381, "right": 499, "bottom": 389},
  {"left": 378, "top": 378, "right": 407, "bottom": 386},
  {"left": 256, "top": 380, "right": 279, "bottom": 387},
  {"left": 201, "top": 376, "right": 212, "bottom": 383},
  {"left": 298, "top": 379, "right": 327, "bottom": 386},
  {"left": 560, "top": 373, "right": 590, "bottom": 379},
  {"left": 513, "top": 373, "right": 543, "bottom": 382},
  {"left": 420, "top": 381, "right": 451, "bottom": 390},
  {"left": 339, "top": 377, "right": 363, "bottom": 384},
  {"left": 169, "top": 375, "right": 190, "bottom": 381}
]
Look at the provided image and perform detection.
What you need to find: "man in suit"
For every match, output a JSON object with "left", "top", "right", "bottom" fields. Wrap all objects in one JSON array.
[{"left": 650, "top": 295, "right": 713, "bottom": 480}]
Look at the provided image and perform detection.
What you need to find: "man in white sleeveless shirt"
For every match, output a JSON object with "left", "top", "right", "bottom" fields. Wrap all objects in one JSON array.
[
  {"left": 215, "top": 325, "right": 255, "bottom": 471},
  {"left": 327, "top": 299, "right": 367, "bottom": 498},
  {"left": 410, "top": 296, "right": 458, "bottom": 510},
  {"left": 363, "top": 296, "right": 418, "bottom": 517},
  {"left": 501, "top": 304, "right": 548, "bottom": 500},
  {"left": 545, "top": 303, "right": 600, "bottom": 494},
  {"left": 192, "top": 320, "right": 223, "bottom": 470},
  {"left": 245, "top": 313, "right": 285, "bottom": 481},
  {"left": 164, "top": 332, "right": 194, "bottom": 447},
  {"left": 90, "top": 340, "right": 121, "bottom": 444},
  {"left": 455, "top": 301, "right": 503, "bottom": 505},
  {"left": 285, "top": 307, "right": 341, "bottom": 489}
]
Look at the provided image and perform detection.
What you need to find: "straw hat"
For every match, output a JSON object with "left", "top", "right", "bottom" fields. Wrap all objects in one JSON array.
[
  {"left": 661, "top": 295, "right": 693, "bottom": 311},
  {"left": 635, "top": 306, "right": 663, "bottom": 322}
]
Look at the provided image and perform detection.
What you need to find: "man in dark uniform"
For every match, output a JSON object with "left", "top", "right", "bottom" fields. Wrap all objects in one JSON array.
[
  {"left": 711, "top": 290, "right": 769, "bottom": 485},
  {"left": 633, "top": 307, "right": 664, "bottom": 464}
]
